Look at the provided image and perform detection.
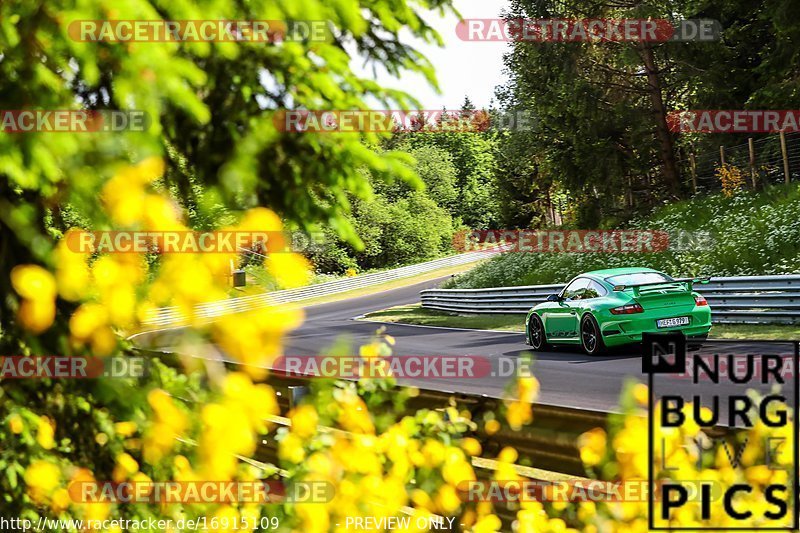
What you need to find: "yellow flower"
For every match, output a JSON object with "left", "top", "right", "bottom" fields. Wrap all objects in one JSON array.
[
  {"left": 290, "top": 405, "right": 319, "bottom": 438},
  {"left": 306, "top": 452, "right": 333, "bottom": 477},
  {"left": 17, "top": 298, "right": 56, "bottom": 334},
  {"left": 632, "top": 383, "right": 649, "bottom": 406},
  {"left": 498, "top": 447, "right": 518, "bottom": 464},
  {"left": 461, "top": 437, "right": 482, "bottom": 457},
  {"left": 296, "top": 501, "right": 329, "bottom": 533},
  {"left": 506, "top": 401, "right": 532, "bottom": 430},
  {"left": 90, "top": 326, "right": 117, "bottom": 356},
  {"left": 9, "top": 413, "right": 24, "bottom": 434},
  {"left": 210, "top": 506, "right": 239, "bottom": 533},
  {"left": 337, "top": 394, "right": 374, "bottom": 434},
  {"left": 69, "top": 303, "right": 108, "bottom": 341},
  {"left": 421, "top": 439, "right": 446, "bottom": 467},
  {"left": 142, "top": 390, "right": 187, "bottom": 463},
  {"left": 133, "top": 156, "right": 165, "bottom": 184},
  {"left": 36, "top": 417, "right": 55, "bottom": 449},
  {"left": 517, "top": 376, "right": 539, "bottom": 403},
  {"left": 221, "top": 372, "right": 278, "bottom": 432},
  {"left": 148, "top": 389, "right": 187, "bottom": 432},
  {"left": 11, "top": 264, "right": 56, "bottom": 300},
  {"left": 411, "top": 489, "right": 432, "bottom": 509},
  {"left": 442, "top": 452, "right": 475, "bottom": 486},
  {"left": 24, "top": 460, "right": 61, "bottom": 503},
  {"left": 237, "top": 207, "right": 283, "bottom": 232},
  {"left": 11, "top": 265, "right": 58, "bottom": 333},
  {"left": 359, "top": 342, "right": 381, "bottom": 359},
  {"left": 51, "top": 488, "right": 71, "bottom": 513},
  {"left": 142, "top": 194, "right": 183, "bottom": 231},
  {"left": 485, "top": 419, "right": 501, "bottom": 435},
  {"left": 55, "top": 230, "right": 91, "bottom": 301},
  {"left": 435, "top": 484, "right": 462, "bottom": 514},
  {"left": 112, "top": 453, "right": 139, "bottom": 482},
  {"left": 267, "top": 252, "right": 311, "bottom": 288},
  {"left": 474, "top": 514, "right": 502, "bottom": 533},
  {"left": 114, "top": 421, "right": 137, "bottom": 437},
  {"left": 578, "top": 427, "right": 607, "bottom": 467},
  {"left": 279, "top": 433, "right": 306, "bottom": 464},
  {"left": 102, "top": 157, "right": 165, "bottom": 226}
]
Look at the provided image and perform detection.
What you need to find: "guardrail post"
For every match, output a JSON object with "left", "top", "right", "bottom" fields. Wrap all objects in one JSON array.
[{"left": 289, "top": 385, "right": 308, "bottom": 408}]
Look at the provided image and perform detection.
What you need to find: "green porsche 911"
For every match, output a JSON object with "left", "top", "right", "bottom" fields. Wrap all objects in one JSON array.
[{"left": 525, "top": 267, "right": 712, "bottom": 355}]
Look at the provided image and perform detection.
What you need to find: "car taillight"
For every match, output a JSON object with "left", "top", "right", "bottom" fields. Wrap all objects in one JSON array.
[
  {"left": 610, "top": 303, "right": 644, "bottom": 315},
  {"left": 694, "top": 294, "right": 708, "bottom": 306}
]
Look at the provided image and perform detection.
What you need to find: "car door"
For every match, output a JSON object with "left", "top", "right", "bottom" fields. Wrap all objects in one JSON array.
[{"left": 542, "top": 277, "right": 589, "bottom": 341}]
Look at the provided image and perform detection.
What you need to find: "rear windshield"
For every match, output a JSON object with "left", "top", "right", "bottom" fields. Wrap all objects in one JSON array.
[{"left": 605, "top": 272, "right": 673, "bottom": 286}]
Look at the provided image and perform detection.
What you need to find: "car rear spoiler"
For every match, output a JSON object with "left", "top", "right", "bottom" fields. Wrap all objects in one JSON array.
[{"left": 611, "top": 276, "right": 711, "bottom": 296}]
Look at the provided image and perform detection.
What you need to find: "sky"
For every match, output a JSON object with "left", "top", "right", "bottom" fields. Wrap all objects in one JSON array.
[{"left": 368, "top": 0, "right": 512, "bottom": 110}]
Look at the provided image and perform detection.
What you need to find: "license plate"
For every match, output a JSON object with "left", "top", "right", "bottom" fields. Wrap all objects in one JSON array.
[{"left": 657, "top": 316, "right": 690, "bottom": 328}]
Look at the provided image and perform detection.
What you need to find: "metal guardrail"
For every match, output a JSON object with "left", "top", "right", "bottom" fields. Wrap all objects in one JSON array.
[
  {"left": 142, "top": 249, "right": 501, "bottom": 327},
  {"left": 420, "top": 275, "right": 800, "bottom": 324}
]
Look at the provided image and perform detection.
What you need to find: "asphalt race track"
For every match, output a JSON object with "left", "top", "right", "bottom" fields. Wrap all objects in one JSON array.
[
  {"left": 139, "top": 275, "right": 797, "bottom": 415},
  {"left": 284, "top": 276, "right": 797, "bottom": 414}
]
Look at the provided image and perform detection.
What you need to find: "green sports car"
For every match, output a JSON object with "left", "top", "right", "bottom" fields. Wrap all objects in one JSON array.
[{"left": 525, "top": 267, "right": 712, "bottom": 355}]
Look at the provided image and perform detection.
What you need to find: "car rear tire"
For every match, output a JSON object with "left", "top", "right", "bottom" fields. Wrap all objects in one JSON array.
[
  {"left": 580, "top": 314, "right": 606, "bottom": 355},
  {"left": 528, "top": 315, "right": 549, "bottom": 351}
]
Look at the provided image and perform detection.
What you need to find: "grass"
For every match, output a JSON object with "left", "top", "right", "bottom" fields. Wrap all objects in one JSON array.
[
  {"left": 362, "top": 304, "right": 800, "bottom": 340},
  {"left": 706, "top": 324, "right": 800, "bottom": 341},
  {"left": 362, "top": 304, "right": 526, "bottom": 331},
  {"left": 446, "top": 183, "right": 800, "bottom": 290}
]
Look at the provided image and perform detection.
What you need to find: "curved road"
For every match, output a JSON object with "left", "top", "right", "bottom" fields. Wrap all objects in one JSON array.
[
  {"left": 280, "top": 276, "right": 795, "bottom": 414},
  {"left": 140, "top": 275, "right": 795, "bottom": 414}
]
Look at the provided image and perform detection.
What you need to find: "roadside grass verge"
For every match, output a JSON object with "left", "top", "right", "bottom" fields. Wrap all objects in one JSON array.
[
  {"left": 362, "top": 304, "right": 800, "bottom": 340},
  {"left": 446, "top": 183, "right": 800, "bottom": 289}
]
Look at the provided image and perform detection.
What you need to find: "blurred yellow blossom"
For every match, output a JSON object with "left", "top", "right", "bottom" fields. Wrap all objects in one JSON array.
[
  {"left": 114, "top": 421, "right": 137, "bottom": 437},
  {"left": 12, "top": 264, "right": 57, "bottom": 333},
  {"left": 143, "top": 389, "right": 187, "bottom": 464},
  {"left": 290, "top": 405, "right": 319, "bottom": 438},
  {"left": 267, "top": 252, "right": 311, "bottom": 288},
  {"left": 24, "top": 460, "right": 61, "bottom": 504},
  {"left": 578, "top": 428, "right": 607, "bottom": 467},
  {"left": 36, "top": 417, "right": 55, "bottom": 450},
  {"left": 9, "top": 413, "right": 24, "bottom": 434},
  {"left": 112, "top": 453, "right": 139, "bottom": 482}
]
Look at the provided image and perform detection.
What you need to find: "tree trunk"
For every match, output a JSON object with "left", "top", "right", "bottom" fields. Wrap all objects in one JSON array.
[{"left": 638, "top": 43, "right": 683, "bottom": 199}]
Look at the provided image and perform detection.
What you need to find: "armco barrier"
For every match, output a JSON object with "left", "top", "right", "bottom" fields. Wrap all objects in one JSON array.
[
  {"left": 142, "top": 248, "right": 503, "bottom": 327},
  {"left": 420, "top": 274, "right": 800, "bottom": 324}
]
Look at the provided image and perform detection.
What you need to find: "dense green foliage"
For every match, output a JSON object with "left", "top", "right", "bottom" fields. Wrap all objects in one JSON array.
[
  {"left": 496, "top": 0, "right": 800, "bottom": 227},
  {"left": 308, "top": 109, "right": 504, "bottom": 273},
  {"left": 307, "top": 146, "right": 456, "bottom": 273},
  {"left": 447, "top": 184, "right": 800, "bottom": 288},
  {"left": 1, "top": 0, "right": 465, "bottom": 525}
]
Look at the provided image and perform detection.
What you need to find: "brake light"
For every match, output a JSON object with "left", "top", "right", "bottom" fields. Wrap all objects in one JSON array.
[
  {"left": 694, "top": 294, "right": 708, "bottom": 306},
  {"left": 610, "top": 303, "right": 644, "bottom": 315}
]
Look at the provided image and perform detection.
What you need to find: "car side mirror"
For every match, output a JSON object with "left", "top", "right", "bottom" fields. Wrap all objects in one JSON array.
[{"left": 546, "top": 294, "right": 560, "bottom": 302}]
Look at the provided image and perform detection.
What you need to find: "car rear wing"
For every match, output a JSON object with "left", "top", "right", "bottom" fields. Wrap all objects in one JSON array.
[{"left": 611, "top": 276, "right": 710, "bottom": 296}]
